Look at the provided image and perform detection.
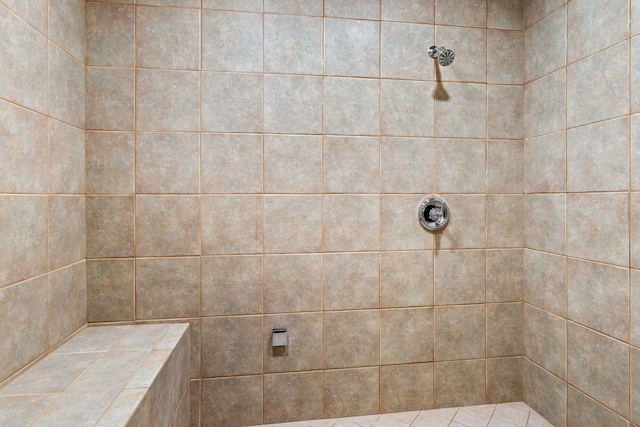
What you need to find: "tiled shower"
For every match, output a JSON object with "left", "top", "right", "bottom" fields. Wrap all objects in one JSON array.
[{"left": 0, "top": 0, "right": 638, "bottom": 426}]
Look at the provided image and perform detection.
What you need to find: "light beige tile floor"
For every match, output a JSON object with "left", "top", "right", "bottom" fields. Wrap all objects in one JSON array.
[{"left": 254, "top": 402, "right": 554, "bottom": 427}]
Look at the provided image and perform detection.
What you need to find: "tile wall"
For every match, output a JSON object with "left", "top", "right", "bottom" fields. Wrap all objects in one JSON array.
[
  {"left": 0, "top": 0, "right": 86, "bottom": 384},
  {"left": 523, "top": 0, "right": 640, "bottom": 426},
  {"left": 84, "top": 0, "right": 525, "bottom": 426}
]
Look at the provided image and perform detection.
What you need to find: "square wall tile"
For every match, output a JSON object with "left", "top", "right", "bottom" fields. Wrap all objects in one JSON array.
[
  {"left": 85, "top": 132, "right": 134, "bottom": 195},
  {"left": 264, "top": 74, "right": 322, "bottom": 134},
  {"left": 202, "top": 72, "right": 263, "bottom": 133},
  {"left": 323, "top": 368, "right": 379, "bottom": 418},
  {"left": 87, "top": 259, "right": 135, "bottom": 322},
  {"left": 524, "top": 194, "right": 565, "bottom": 255},
  {"left": 523, "top": 359, "right": 566, "bottom": 427},
  {"left": 48, "top": 120, "right": 85, "bottom": 194},
  {"left": 264, "top": 14, "right": 322, "bottom": 75},
  {"left": 136, "top": 257, "right": 200, "bottom": 319},
  {"left": 49, "top": 43, "right": 85, "bottom": 129},
  {"left": 568, "top": 386, "right": 629, "bottom": 427},
  {"left": 487, "top": 303, "right": 523, "bottom": 357},
  {"left": 82, "top": 65, "right": 123, "bottom": 132},
  {"left": 487, "top": 195, "right": 523, "bottom": 248},
  {"left": 49, "top": 262, "right": 86, "bottom": 346},
  {"left": 202, "top": 10, "right": 263, "bottom": 72},
  {"left": 436, "top": 0, "right": 486, "bottom": 26},
  {"left": 524, "top": 6, "right": 566, "bottom": 82},
  {"left": 264, "top": 254, "right": 322, "bottom": 313},
  {"left": 87, "top": 2, "right": 134, "bottom": 67},
  {"left": 136, "top": 195, "right": 201, "bottom": 256},
  {"left": 487, "top": 249, "right": 523, "bottom": 303},
  {"left": 324, "top": 195, "right": 379, "bottom": 252},
  {"left": 381, "top": 79, "right": 434, "bottom": 137},
  {"left": 488, "top": 85, "right": 523, "bottom": 139},
  {"left": 381, "top": 137, "right": 434, "bottom": 194},
  {"left": 488, "top": 30, "right": 524, "bottom": 84},
  {"left": 524, "top": 69, "right": 566, "bottom": 138},
  {"left": 264, "top": 135, "right": 322, "bottom": 193},
  {"left": 524, "top": 131, "right": 566, "bottom": 193},
  {"left": 0, "top": 100, "right": 47, "bottom": 193},
  {"left": 435, "top": 305, "right": 485, "bottom": 360},
  {"left": 264, "top": 0, "right": 323, "bottom": 16},
  {"left": 136, "top": 70, "right": 199, "bottom": 132},
  {"left": 380, "top": 364, "right": 433, "bottom": 414},
  {"left": 381, "top": 308, "right": 434, "bottom": 364},
  {"left": 524, "top": 249, "right": 566, "bottom": 316},
  {"left": 324, "top": 136, "right": 379, "bottom": 193},
  {"left": 432, "top": 195, "right": 486, "bottom": 250},
  {"left": 435, "top": 83, "right": 487, "bottom": 139},
  {"left": 325, "top": 18, "right": 379, "bottom": 77},
  {"left": 487, "top": 357, "right": 523, "bottom": 403},
  {"left": 136, "top": 133, "right": 200, "bottom": 194},
  {"left": 381, "top": 251, "right": 434, "bottom": 307},
  {"left": 487, "top": 140, "right": 523, "bottom": 194},
  {"left": 264, "top": 372, "right": 322, "bottom": 424},
  {"left": 203, "top": 0, "right": 262, "bottom": 11},
  {"left": 380, "top": 194, "right": 433, "bottom": 250},
  {"left": 323, "top": 311, "right": 379, "bottom": 369},
  {"left": 136, "top": 6, "right": 199, "bottom": 70},
  {"left": 48, "top": 196, "right": 86, "bottom": 270},
  {"left": 381, "top": 22, "right": 434, "bottom": 80},
  {"left": 434, "top": 250, "right": 485, "bottom": 305},
  {"left": 324, "top": 253, "right": 379, "bottom": 311},
  {"left": 48, "top": 0, "right": 85, "bottom": 62},
  {"left": 264, "top": 195, "right": 322, "bottom": 253},
  {"left": 1, "top": 0, "right": 47, "bottom": 33},
  {"left": 436, "top": 26, "right": 486, "bottom": 83},
  {"left": 202, "top": 316, "right": 263, "bottom": 377},
  {"left": 382, "top": 0, "right": 434, "bottom": 23},
  {"left": 326, "top": 0, "right": 380, "bottom": 19},
  {"left": 264, "top": 313, "right": 322, "bottom": 373},
  {"left": 202, "top": 377, "right": 262, "bottom": 427},
  {"left": 525, "top": 0, "right": 566, "bottom": 28},
  {"left": 324, "top": 78, "right": 379, "bottom": 136},
  {"left": 86, "top": 196, "right": 134, "bottom": 258},
  {"left": 434, "top": 360, "right": 486, "bottom": 408},
  {"left": 436, "top": 139, "right": 485, "bottom": 193},
  {"left": 201, "top": 195, "right": 263, "bottom": 254},
  {"left": 201, "top": 133, "right": 262, "bottom": 193},
  {"left": 202, "top": 255, "right": 262, "bottom": 316},
  {"left": 524, "top": 305, "right": 566, "bottom": 379},
  {"left": 0, "top": 196, "right": 47, "bottom": 288},
  {"left": 489, "top": 0, "right": 524, "bottom": 29}
]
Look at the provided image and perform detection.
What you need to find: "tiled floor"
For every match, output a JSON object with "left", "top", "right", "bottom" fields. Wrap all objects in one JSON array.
[{"left": 254, "top": 402, "right": 554, "bottom": 427}]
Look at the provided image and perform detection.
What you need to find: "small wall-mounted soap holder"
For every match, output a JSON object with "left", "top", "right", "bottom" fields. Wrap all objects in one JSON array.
[{"left": 272, "top": 328, "right": 288, "bottom": 347}]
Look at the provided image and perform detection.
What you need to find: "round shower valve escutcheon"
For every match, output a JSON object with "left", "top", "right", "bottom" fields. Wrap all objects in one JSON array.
[{"left": 418, "top": 196, "right": 450, "bottom": 231}]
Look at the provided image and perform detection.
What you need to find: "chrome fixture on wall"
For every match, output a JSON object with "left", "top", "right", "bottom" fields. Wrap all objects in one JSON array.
[
  {"left": 428, "top": 46, "right": 455, "bottom": 66},
  {"left": 418, "top": 196, "right": 450, "bottom": 231}
]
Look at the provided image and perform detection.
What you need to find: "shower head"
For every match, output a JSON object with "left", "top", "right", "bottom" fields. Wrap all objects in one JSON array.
[{"left": 428, "top": 45, "right": 455, "bottom": 66}]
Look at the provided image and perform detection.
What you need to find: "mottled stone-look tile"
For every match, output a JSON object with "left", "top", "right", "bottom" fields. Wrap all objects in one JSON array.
[
  {"left": 201, "top": 133, "right": 261, "bottom": 193},
  {"left": 382, "top": 0, "right": 434, "bottom": 22},
  {"left": 0, "top": 196, "right": 47, "bottom": 288},
  {"left": 436, "top": 26, "right": 486, "bottom": 83},
  {"left": 435, "top": 0, "right": 485, "bottom": 26},
  {"left": 49, "top": 262, "right": 86, "bottom": 346},
  {"left": 324, "top": 253, "right": 379, "bottom": 311},
  {"left": 324, "top": 78, "right": 379, "bottom": 136},
  {"left": 201, "top": 195, "right": 263, "bottom": 254},
  {"left": 264, "top": 14, "right": 322, "bottom": 75},
  {"left": 633, "top": 37, "right": 640, "bottom": 113},
  {"left": 434, "top": 360, "right": 486, "bottom": 408},
  {"left": 202, "top": 377, "right": 262, "bottom": 427},
  {"left": 324, "top": 136, "right": 379, "bottom": 192},
  {"left": 87, "top": 2, "right": 134, "bottom": 67},
  {"left": 0, "top": 276, "right": 48, "bottom": 383},
  {"left": 30, "top": 390, "right": 120, "bottom": 427},
  {"left": 202, "top": 316, "right": 263, "bottom": 377},
  {"left": 568, "top": 118, "right": 628, "bottom": 192},
  {"left": 487, "top": 303, "right": 523, "bottom": 357},
  {"left": 136, "top": 69, "right": 199, "bottom": 132},
  {"left": 87, "top": 259, "right": 134, "bottom": 322},
  {"left": 488, "top": 85, "right": 523, "bottom": 140},
  {"left": 567, "top": 42, "right": 628, "bottom": 128},
  {"left": 264, "top": 313, "right": 321, "bottom": 373},
  {"left": 381, "top": 137, "right": 434, "bottom": 194},
  {"left": 69, "top": 350, "right": 149, "bottom": 391},
  {"left": 264, "top": 372, "right": 322, "bottom": 424},
  {"left": 323, "top": 311, "right": 379, "bottom": 369},
  {"left": 323, "top": 368, "right": 379, "bottom": 418},
  {"left": 49, "top": 0, "right": 85, "bottom": 62},
  {"left": 380, "top": 194, "right": 434, "bottom": 251},
  {"left": 137, "top": 0, "right": 200, "bottom": 6},
  {"left": 487, "top": 249, "right": 523, "bottom": 303},
  {"left": 524, "top": 194, "right": 565, "bottom": 255},
  {"left": 487, "top": 140, "right": 523, "bottom": 194},
  {"left": 435, "top": 139, "right": 485, "bottom": 193},
  {"left": 524, "top": 69, "right": 566, "bottom": 138},
  {"left": 136, "top": 132, "right": 199, "bottom": 194},
  {"left": 381, "top": 251, "right": 433, "bottom": 307},
  {"left": 525, "top": 6, "right": 566, "bottom": 82},
  {"left": 567, "top": 192, "right": 629, "bottom": 266},
  {"left": 136, "top": 195, "right": 200, "bottom": 256},
  {"left": 488, "top": 30, "right": 524, "bottom": 85},
  {"left": 568, "top": 387, "right": 629, "bottom": 427},
  {"left": 264, "top": 0, "right": 322, "bottom": 15},
  {"left": 202, "top": 72, "right": 263, "bottom": 133},
  {"left": 1, "top": 0, "right": 47, "bottom": 33},
  {"left": 96, "top": 388, "right": 148, "bottom": 427},
  {"left": 264, "top": 135, "right": 322, "bottom": 193},
  {"left": 86, "top": 196, "right": 134, "bottom": 258},
  {"left": 203, "top": 0, "right": 262, "bottom": 11},
  {"left": 325, "top": 18, "right": 379, "bottom": 78},
  {"left": 381, "top": 79, "right": 434, "bottom": 137},
  {"left": 487, "top": 195, "right": 523, "bottom": 248},
  {"left": 202, "top": 255, "right": 262, "bottom": 316},
  {"left": 264, "top": 254, "right": 321, "bottom": 313},
  {"left": 525, "top": 0, "right": 566, "bottom": 28},
  {"left": 568, "top": 322, "right": 629, "bottom": 416},
  {"left": 264, "top": 195, "right": 322, "bottom": 253},
  {"left": 86, "top": 67, "right": 134, "bottom": 131},
  {"left": 436, "top": 83, "right": 487, "bottom": 139},
  {"left": 488, "top": 0, "right": 523, "bottom": 29},
  {"left": 524, "top": 131, "right": 566, "bottom": 193},
  {"left": 324, "top": 195, "right": 379, "bottom": 252},
  {"left": 136, "top": 6, "right": 199, "bottom": 70},
  {"left": 49, "top": 43, "right": 85, "bottom": 129},
  {"left": 524, "top": 305, "right": 566, "bottom": 379},
  {"left": 433, "top": 194, "right": 486, "bottom": 250},
  {"left": 568, "top": 258, "right": 628, "bottom": 340},
  {"left": 633, "top": 115, "right": 640, "bottom": 190},
  {"left": 524, "top": 249, "right": 566, "bottom": 316},
  {"left": 0, "top": 394, "right": 58, "bottom": 427},
  {"left": 85, "top": 132, "right": 134, "bottom": 194},
  {"left": 325, "top": 0, "right": 379, "bottom": 19},
  {"left": 523, "top": 359, "right": 567, "bottom": 427},
  {"left": 380, "top": 364, "right": 433, "bottom": 413},
  {"left": 487, "top": 357, "right": 523, "bottom": 403},
  {"left": 202, "top": 10, "right": 262, "bottom": 72},
  {"left": 0, "top": 100, "right": 47, "bottom": 193},
  {"left": 48, "top": 195, "right": 85, "bottom": 270},
  {"left": 0, "top": 5, "right": 47, "bottom": 113},
  {"left": 632, "top": 270, "right": 640, "bottom": 346},
  {"left": 264, "top": 74, "right": 322, "bottom": 134},
  {"left": 381, "top": 308, "right": 434, "bottom": 364},
  {"left": 48, "top": 120, "right": 84, "bottom": 194},
  {"left": 136, "top": 257, "right": 200, "bottom": 319},
  {"left": 381, "top": 22, "right": 434, "bottom": 80},
  {"left": 435, "top": 305, "right": 485, "bottom": 360},
  {"left": 434, "top": 250, "right": 485, "bottom": 305}
]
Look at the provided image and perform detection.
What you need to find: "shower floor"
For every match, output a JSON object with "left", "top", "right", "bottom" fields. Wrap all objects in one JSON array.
[{"left": 253, "top": 402, "right": 554, "bottom": 427}]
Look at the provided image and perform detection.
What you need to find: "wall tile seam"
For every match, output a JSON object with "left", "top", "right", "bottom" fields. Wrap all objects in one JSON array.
[
  {"left": 524, "top": 2, "right": 570, "bottom": 31},
  {"left": 0, "top": 98, "right": 87, "bottom": 133},
  {"left": 0, "top": 3, "right": 46, "bottom": 38}
]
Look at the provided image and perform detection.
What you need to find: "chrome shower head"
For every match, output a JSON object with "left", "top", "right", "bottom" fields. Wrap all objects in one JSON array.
[{"left": 428, "top": 45, "right": 455, "bottom": 66}]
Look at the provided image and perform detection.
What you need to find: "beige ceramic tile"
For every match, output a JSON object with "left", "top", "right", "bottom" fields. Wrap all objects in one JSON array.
[
  {"left": 86, "top": 67, "right": 134, "bottom": 131},
  {"left": 87, "top": 259, "right": 135, "bottom": 322},
  {"left": 264, "top": 372, "right": 322, "bottom": 424},
  {"left": 264, "top": 313, "right": 322, "bottom": 373},
  {"left": 264, "top": 14, "right": 322, "bottom": 74},
  {"left": 30, "top": 390, "right": 120, "bottom": 427},
  {"left": 264, "top": 74, "right": 322, "bottom": 134},
  {"left": 487, "top": 249, "right": 523, "bottom": 303},
  {"left": 264, "top": 135, "right": 322, "bottom": 193},
  {"left": 202, "top": 255, "right": 262, "bottom": 316},
  {"left": 435, "top": 84, "right": 487, "bottom": 139},
  {"left": 488, "top": 30, "right": 524, "bottom": 85},
  {"left": 85, "top": 132, "right": 134, "bottom": 195},
  {"left": 264, "top": 254, "right": 322, "bottom": 313},
  {"left": 633, "top": 115, "right": 640, "bottom": 190},
  {"left": 432, "top": 194, "right": 486, "bottom": 250},
  {"left": 380, "top": 364, "right": 433, "bottom": 413},
  {"left": 524, "top": 249, "right": 566, "bottom": 316},
  {"left": 436, "top": 26, "right": 486, "bottom": 83},
  {"left": 86, "top": 196, "right": 134, "bottom": 258},
  {"left": 487, "top": 195, "right": 523, "bottom": 248},
  {"left": 324, "top": 79, "right": 379, "bottom": 136},
  {"left": 1, "top": 0, "right": 47, "bottom": 33},
  {"left": 0, "top": 395, "right": 57, "bottom": 426},
  {"left": 381, "top": 79, "right": 435, "bottom": 137},
  {"left": 488, "top": 0, "right": 524, "bottom": 29},
  {"left": 323, "top": 311, "right": 379, "bottom": 369},
  {"left": 324, "top": 136, "right": 379, "bottom": 192},
  {"left": 380, "top": 251, "right": 434, "bottom": 308},
  {"left": 48, "top": 120, "right": 84, "bottom": 194},
  {"left": 525, "top": 0, "right": 566, "bottom": 28},
  {"left": 632, "top": 347, "right": 640, "bottom": 423},
  {"left": 86, "top": 2, "right": 134, "bottom": 67},
  {"left": 434, "top": 360, "right": 486, "bottom": 408},
  {"left": 264, "top": 0, "right": 323, "bottom": 16},
  {"left": 48, "top": 195, "right": 85, "bottom": 270},
  {"left": 202, "top": 377, "right": 263, "bottom": 427},
  {"left": 202, "top": 10, "right": 262, "bottom": 72},
  {"left": 632, "top": 270, "right": 640, "bottom": 346},
  {"left": 325, "top": 17, "right": 379, "bottom": 77},
  {"left": 568, "top": 386, "right": 629, "bottom": 427},
  {"left": 202, "top": 316, "right": 263, "bottom": 377},
  {"left": 524, "top": 305, "right": 566, "bottom": 379},
  {"left": 325, "top": 0, "right": 379, "bottom": 19},
  {"left": 488, "top": 85, "right": 523, "bottom": 140},
  {"left": 322, "top": 368, "right": 379, "bottom": 418},
  {"left": 435, "top": 0, "right": 486, "bottom": 26},
  {"left": 633, "top": 37, "right": 640, "bottom": 113},
  {"left": 523, "top": 70, "right": 566, "bottom": 138},
  {"left": 435, "top": 139, "right": 485, "bottom": 193},
  {"left": 203, "top": 0, "right": 262, "bottom": 11},
  {"left": 324, "top": 253, "right": 379, "bottom": 311},
  {"left": 49, "top": 43, "right": 85, "bottom": 129},
  {"left": 487, "top": 140, "right": 523, "bottom": 194},
  {"left": 49, "top": 262, "right": 86, "bottom": 346},
  {"left": 524, "top": 131, "right": 566, "bottom": 193},
  {"left": 434, "top": 305, "right": 485, "bottom": 360},
  {"left": 522, "top": 359, "right": 566, "bottom": 427},
  {"left": 202, "top": 72, "right": 263, "bottom": 133},
  {"left": 381, "top": 137, "right": 434, "bottom": 194},
  {"left": 201, "top": 195, "right": 263, "bottom": 254},
  {"left": 434, "top": 250, "right": 485, "bottom": 304},
  {"left": 380, "top": 194, "right": 434, "bottom": 250},
  {"left": 487, "top": 357, "right": 523, "bottom": 403},
  {"left": 487, "top": 303, "right": 523, "bottom": 357},
  {"left": 382, "top": 0, "right": 434, "bottom": 23},
  {"left": 524, "top": 194, "right": 565, "bottom": 255},
  {"left": 524, "top": 6, "right": 566, "bottom": 82},
  {"left": 324, "top": 195, "right": 380, "bottom": 252},
  {"left": 201, "top": 133, "right": 261, "bottom": 193},
  {"left": 264, "top": 195, "right": 322, "bottom": 253},
  {"left": 381, "top": 308, "right": 434, "bottom": 364},
  {"left": 48, "top": 0, "right": 85, "bottom": 62},
  {"left": 381, "top": 22, "right": 434, "bottom": 80}
]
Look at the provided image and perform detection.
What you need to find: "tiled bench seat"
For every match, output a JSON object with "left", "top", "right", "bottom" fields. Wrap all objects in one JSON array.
[{"left": 0, "top": 324, "right": 189, "bottom": 427}]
